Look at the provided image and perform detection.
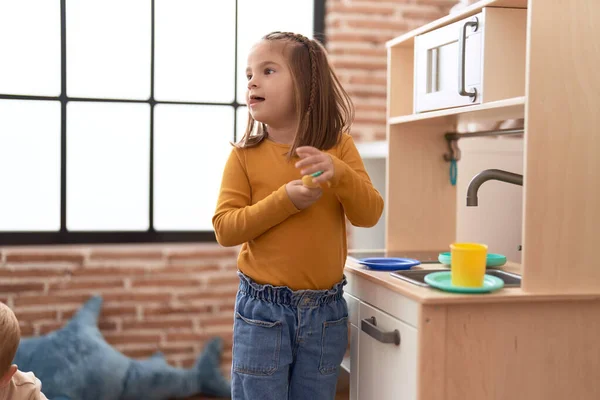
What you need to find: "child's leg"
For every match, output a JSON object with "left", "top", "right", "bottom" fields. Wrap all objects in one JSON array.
[
  {"left": 230, "top": 279, "right": 295, "bottom": 400},
  {"left": 288, "top": 281, "right": 349, "bottom": 400}
]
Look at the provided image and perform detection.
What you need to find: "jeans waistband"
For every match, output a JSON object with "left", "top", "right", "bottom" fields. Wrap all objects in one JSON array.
[{"left": 237, "top": 271, "right": 346, "bottom": 307}]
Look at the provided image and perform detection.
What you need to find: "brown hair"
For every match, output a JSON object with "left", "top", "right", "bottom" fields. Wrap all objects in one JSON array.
[
  {"left": 236, "top": 31, "right": 354, "bottom": 158},
  {"left": 0, "top": 302, "right": 20, "bottom": 375}
]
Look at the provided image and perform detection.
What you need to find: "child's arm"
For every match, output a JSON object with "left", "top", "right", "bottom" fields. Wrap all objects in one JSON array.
[
  {"left": 212, "top": 148, "right": 301, "bottom": 247},
  {"left": 328, "top": 135, "right": 384, "bottom": 227}
]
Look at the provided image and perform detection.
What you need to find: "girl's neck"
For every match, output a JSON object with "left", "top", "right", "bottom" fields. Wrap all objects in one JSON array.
[{"left": 266, "top": 123, "right": 297, "bottom": 145}]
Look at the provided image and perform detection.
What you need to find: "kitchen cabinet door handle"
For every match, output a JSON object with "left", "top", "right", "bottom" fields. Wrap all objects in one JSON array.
[
  {"left": 361, "top": 316, "right": 401, "bottom": 346},
  {"left": 458, "top": 16, "right": 478, "bottom": 101}
]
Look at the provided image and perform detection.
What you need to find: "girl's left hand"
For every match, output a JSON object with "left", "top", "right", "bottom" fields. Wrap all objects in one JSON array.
[{"left": 295, "top": 146, "right": 334, "bottom": 184}]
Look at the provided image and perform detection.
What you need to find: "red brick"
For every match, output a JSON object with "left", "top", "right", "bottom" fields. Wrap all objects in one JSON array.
[
  {"left": 48, "top": 279, "right": 124, "bottom": 291},
  {"left": 0, "top": 268, "right": 72, "bottom": 278},
  {"left": 417, "top": 0, "right": 457, "bottom": 7},
  {"left": 122, "top": 319, "right": 193, "bottom": 331},
  {"left": 348, "top": 0, "right": 411, "bottom": 2},
  {"left": 104, "top": 333, "right": 162, "bottom": 345},
  {"left": 0, "top": 282, "right": 45, "bottom": 293},
  {"left": 152, "top": 264, "right": 220, "bottom": 275},
  {"left": 204, "top": 274, "right": 239, "bottom": 286},
  {"left": 402, "top": 9, "right": 447, "bottom": 22},
  {"left": 175, "top": 355, "right": 197, "bottom": 369},
  {"left": 350, "top": 75, "right": 387, "bottom": 86},
  {"left": 374, "top": 132, "right": 388, "bottom": 141},
  {"left": 99, "top": 320, "right": 118, "bottom": 331},
  {"left": 354, "top": 116, "right": 386, "bottom": 125},
  {"left": 102, "top": 293, "right": 172, "bottom": 303},
  {"left": 330, "top": 47, "right": 386, "bottom": 58},
  {"left": 346, "top": 19, "right": 409, "bottom": 32},
  {"left": 38, "top": 321, "right": 64, "bottom": 334},
  {"left": 89, "top": 249, "right": 164, "bottom": 261},
  {"left": 332, "top": 59, "right": 387, "bottom": 71},
  {"left": 72, "top": 266, "right": 148, "bottom": 277},
  {"left": 217, "top": 304, "right": 235, "bottom": 313},
  {"left": 130, "top": 278, "right": 202, "bottom": 289},
  {"left": 167, "top": 249, "right": 237, "bottom": 262},
  {"left": 179, "top": 289, "right": 236, "bottom": 302},
  {"left": 199, "top": 315, "right": 234, "bottom": 328},
  {"left": 13, "top": 310, "right": 57, "bottom": 322},
  {"left": 61, "top": 305, "right": 137, "bottom": 320},
  {"left": 19, "top": 324, "right": 35, "bottom": 337},
  {"left": 327, "top": 32, "right": 390, "bottom": 45},
  {"left": 199, "top": 331, "right": 233, "bottom": 346},
  {"left": 165, "top": 331, "right": 232, "bottom": 346},
  {"left": 101, "top": 305, "right": 137, "bottom": 318},
  {"left": 165, "top": 332, "right": 202, "bottom": 343},
  {"left": 221, "top": 263, "right": 238, "bottom": 270},
  {"left": 160, "top": 343, "right": 196, "bottom": 355},
  {"left": 346, "top": 88, "right": 387, "bottom": 99},
  {"left": 120, "top": 347, "right": 159, "bottom": 359},
  {"left": 355, "top": 102, "right": 387, "bottom": 111},
  {"left": 328, "top": 19, "right": 341, "bottom": 28},
  {"left": 221, "top": 351, "right": 233, "bottom": 363},
  {"left": 143, "top": 304, "right": 212, "bottom": 317},
  {"left": 327, "top": 4, "right": 397, "bottom": 16},
  {"left": 13, "top": 294, "right": 92, "bottom": 308},
  {"left": 5, "top": 252, "right": 85, "bottom": 264}
]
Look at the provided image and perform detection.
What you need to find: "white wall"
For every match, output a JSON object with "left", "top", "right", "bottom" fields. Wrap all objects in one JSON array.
[
  {"left": 349, "top": 157, "right": 386, "bottom": 249},
  {"left": 455, "top": 137, "right": 524, "bottom": 263}
]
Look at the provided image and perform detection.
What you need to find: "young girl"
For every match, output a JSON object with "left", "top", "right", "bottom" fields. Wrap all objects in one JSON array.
[{"left": 213, "top": 31, "right": 384, "bottom": 400}]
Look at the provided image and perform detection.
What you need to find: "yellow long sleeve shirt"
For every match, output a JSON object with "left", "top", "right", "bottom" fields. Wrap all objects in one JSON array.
[{"left": 212, "top": 133, "right": 384, "bottom": 291}]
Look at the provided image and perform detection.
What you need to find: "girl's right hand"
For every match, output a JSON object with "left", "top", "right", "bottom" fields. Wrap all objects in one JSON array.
[{"left": 285, "top": 180, "right": 322, "bottom": 210}]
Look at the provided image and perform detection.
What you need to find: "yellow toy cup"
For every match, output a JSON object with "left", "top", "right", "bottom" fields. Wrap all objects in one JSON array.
[{"left": 450, "top": 243, "right": 488, "bottom": 287}]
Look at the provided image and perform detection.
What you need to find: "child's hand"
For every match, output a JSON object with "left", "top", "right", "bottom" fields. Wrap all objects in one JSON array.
[
  {"left": 295, "top": 146, "right": 334, "bottom": 185},
  {"left": 286, "top": 180, "right": 322, "bottom": 210}
]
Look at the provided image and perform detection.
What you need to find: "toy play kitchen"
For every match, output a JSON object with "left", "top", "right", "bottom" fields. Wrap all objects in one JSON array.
[{"left": 340, "top": 1, "right": 600, "bottom": 399}]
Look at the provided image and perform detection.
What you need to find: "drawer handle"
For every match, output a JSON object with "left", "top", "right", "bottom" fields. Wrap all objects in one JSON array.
[
  {"left": 458, "top": 16, "right": 478, "bottom": 101},
  {"left": 361, "top": 316, "right": 401, "bottom": 346}
]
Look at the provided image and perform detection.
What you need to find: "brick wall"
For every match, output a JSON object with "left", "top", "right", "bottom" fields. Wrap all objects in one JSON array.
[
  {"left": 0, "top": 1, "right": 459, "bottom": 386},
  {"left": 326, "top": 0, "right": 458, "bottom": 142},
  {"left": 0, "top": 243, "right": 238, "bottom": 377}
]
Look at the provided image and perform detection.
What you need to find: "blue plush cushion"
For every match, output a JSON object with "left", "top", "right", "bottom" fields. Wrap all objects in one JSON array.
[{"left": 13, "top": 296, "right": 231, "bottom": 400}]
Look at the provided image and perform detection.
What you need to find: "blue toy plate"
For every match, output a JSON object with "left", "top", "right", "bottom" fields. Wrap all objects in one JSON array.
[{"left": 358, "top": 257, "right": 420, "bottom": 271}]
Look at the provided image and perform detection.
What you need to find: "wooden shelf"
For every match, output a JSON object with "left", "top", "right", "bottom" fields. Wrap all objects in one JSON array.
[
  {"left": 388, "top": 96, "right": 525, "bottom": 126},
  {"left": 386, "top": 0, "right": 528, "bottom": 48}
]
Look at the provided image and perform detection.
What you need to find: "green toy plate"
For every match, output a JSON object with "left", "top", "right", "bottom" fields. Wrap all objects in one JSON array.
[
  {"left": 438, "top": 252, "right": 507, "bottom": 268},
  {"left": 424, "top": 271, "right": 504, "bottom": 294}
]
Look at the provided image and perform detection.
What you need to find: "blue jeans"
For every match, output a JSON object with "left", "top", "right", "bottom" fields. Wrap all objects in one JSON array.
[{"left": 231, "top": 272, "right": 349, "bottom": 400}]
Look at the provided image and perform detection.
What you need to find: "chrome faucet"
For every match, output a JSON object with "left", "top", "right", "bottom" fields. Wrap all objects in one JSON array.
[{"left": 466, "top": 169, "right": 523, "bottom": 206}]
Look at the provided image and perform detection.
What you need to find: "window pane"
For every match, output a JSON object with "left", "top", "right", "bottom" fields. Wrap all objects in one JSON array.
[
  {"left": 154, "top": 104, "right": 233, "bottom": 230},
  {"left": 237, "top": 0, "right": 314, "bottom": 104},
  {"left": 0, "top": 100, "right": 61, "bottom": 231},
  {"left": 67, "top": 102, "right": 150, "bottom": 230},
  {"left": 154, "top": 0, "right": 235, "bottom": 103},
  {"left": 0, "top": 0, "right": 61, "bottom": 96},
  {"left": 66, "top": 0, "right": 151, "bottom": 100},
  {"left": 236, "top": 106, "right": 248, "bottom": 142}
]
